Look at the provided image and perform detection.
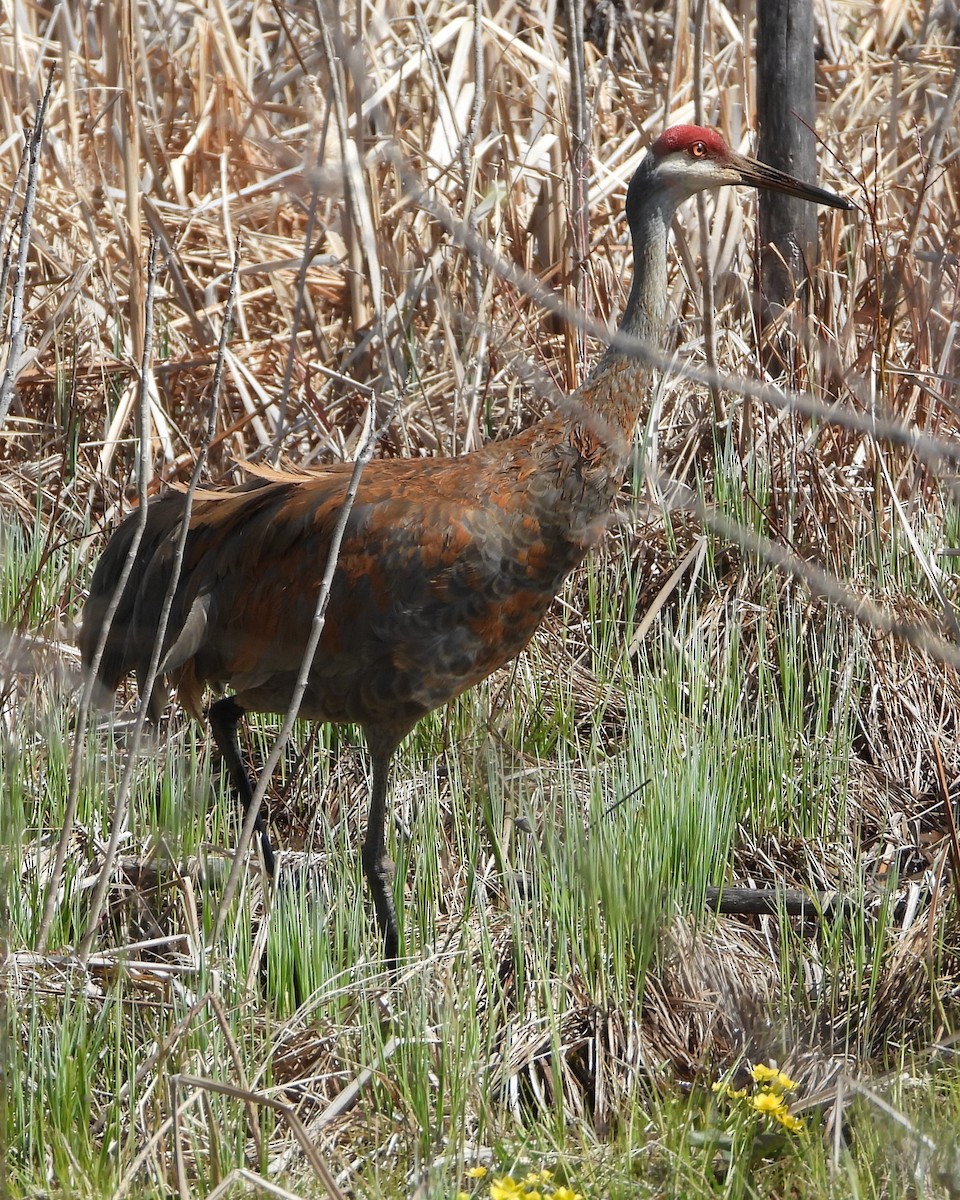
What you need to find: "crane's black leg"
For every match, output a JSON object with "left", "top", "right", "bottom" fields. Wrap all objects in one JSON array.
[
  {"left": 361, "top": 746, "right": 400, "bottom": 966},
  {"left": 208, "top": 696, "right": 277, "bottom": 877}
]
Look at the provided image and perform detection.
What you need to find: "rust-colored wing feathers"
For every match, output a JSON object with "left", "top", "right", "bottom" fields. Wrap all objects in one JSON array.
[{"left": 80, "top": 420, "right": 614, "bottom": 740}]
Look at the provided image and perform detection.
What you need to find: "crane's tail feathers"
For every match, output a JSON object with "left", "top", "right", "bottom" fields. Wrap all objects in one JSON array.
[{"left": 80, "top": 492, "right": 190, "bottom": 720}]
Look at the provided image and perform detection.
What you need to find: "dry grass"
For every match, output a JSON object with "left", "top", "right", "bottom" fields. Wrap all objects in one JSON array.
[
  {"left": 0, "top": 2, "right": 951, "bottom": 497},
  {"left": 3, "top": 0, "right": 960, "bottom": 1193}
]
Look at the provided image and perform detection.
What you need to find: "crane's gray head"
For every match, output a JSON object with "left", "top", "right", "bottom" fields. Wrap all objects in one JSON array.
[{"left": 627, "top": 124, "right": 852, "bottom": 222}]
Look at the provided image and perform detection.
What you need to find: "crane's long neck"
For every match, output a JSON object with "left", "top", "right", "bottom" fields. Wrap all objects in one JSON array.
[
  {"left": 569, "top": 161, "right": 678, "bottom": 440},
  {"left": 619, "top": 194, "right": 673, "bottom": 348}
]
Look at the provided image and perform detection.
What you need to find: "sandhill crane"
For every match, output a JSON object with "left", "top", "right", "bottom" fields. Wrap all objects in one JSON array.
[{"left": 80, "top": 125, "right": 851, "bottom": 966}]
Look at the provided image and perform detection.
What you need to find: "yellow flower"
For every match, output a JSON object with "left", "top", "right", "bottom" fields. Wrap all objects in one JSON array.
[
  {"left": 466, "top": 1167, "right": 488, "bottom": 1179},
  {"left": 457, "top": 1193, "right": 470, "bottom": 1200},
  {"left": 752, "top": 1090, "right": 789, "bottom": 1118},
  {"left": 749, "top": 1086, "right": 804, "bottom": 1130},
  {"left": 490, "top": 1179, "right": 524, "bottom": 1200},
  {"left": 750, "top": 1064, "right": 797, "bottom": 1092},
  {"left": 550, "top": 1189, "right": 583, "bottom": 1200},
  {"left": 525, "top": 1171, "right": 553, "bottom": 1185}
]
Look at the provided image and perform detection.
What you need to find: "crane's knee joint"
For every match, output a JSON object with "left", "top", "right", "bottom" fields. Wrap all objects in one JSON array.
[
  {"left": 362, "top": 847, "right": 396, "bottom": 887},
  {"left": 209, "top": 695, "right": 245, "bottom": 728}
]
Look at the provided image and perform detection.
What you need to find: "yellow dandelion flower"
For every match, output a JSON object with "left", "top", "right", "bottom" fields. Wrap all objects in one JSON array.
[{"left": 466, "top": 1166, "right": 488, "bottom": 1179}]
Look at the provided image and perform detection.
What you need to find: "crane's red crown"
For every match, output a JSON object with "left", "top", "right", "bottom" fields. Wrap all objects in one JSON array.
[{"left": 651, "top": 125, "right": 729, "bottom": 159}]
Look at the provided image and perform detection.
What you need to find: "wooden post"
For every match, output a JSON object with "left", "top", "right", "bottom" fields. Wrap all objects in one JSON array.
[{"left": 756, "top": 0, "right": 817, "bottom": 318}]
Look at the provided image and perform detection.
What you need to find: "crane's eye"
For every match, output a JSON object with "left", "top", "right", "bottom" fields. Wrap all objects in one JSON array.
[{"left": 689, "top": 142, "right": 707, "bottom": 158}]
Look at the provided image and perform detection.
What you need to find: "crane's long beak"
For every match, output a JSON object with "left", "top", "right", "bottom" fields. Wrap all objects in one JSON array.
[{"left": 728, "top": 151, "right": 853, "bottom": 210}]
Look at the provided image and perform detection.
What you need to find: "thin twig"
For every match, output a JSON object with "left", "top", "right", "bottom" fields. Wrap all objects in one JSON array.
[
  {"left": 315, "top": 0, "right": 367, "bottom": 339},
  {"left": 932, "top": 737, "right": 960, "bottom": 897},
  {"left": 456, "top": 0, "right": 488, "bottom": 450},
  {"left": 693, "top": 0, "right": 722, "bottom": 424},
  {"left": 0, "top": 67, "right": 55, "bottom": 427},
  {"left": 266, "top": 0, "right": 332, "bottom": 463},
  {"left": 213, "top": 4, "right": 406, "bottom": 940},
  {"left": 0, "top": 151, "right": 28, "bottom": 330},
  {"left": 563, "top": 0, "right": 589, "bottom": 381},
  {"left": 37, "top": 236, "right": 161, "bottom": 951},
  {"left": 265, "top": 1035, "right": 400, "bottom": 1177},
  {"left": 172, "top": 1073, "right": 347, "bottom": 1200},
  {"left": 211, "top": 389, "right": 381, "bottom": 942},
  {"left": 880, "top": 51, "right": 960, "bottom": 370},
  {"left": 76, "top": 242, "right": 242, "bottom": 963},
  {"left": 458, "top": 0, "right": 484, "bottom": 312}
]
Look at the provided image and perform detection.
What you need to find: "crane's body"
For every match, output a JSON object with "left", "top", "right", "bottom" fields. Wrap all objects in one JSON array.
[
  {"left": 85, "top": 400, "right": 631, "bottom": 736},
  {"left": 81, "top": 126, "right": 851, "bottom": 966}
]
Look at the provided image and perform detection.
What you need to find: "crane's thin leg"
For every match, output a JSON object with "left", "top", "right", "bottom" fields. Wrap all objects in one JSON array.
[
  {"left": 208, "top": 696, "right": 277, "bottom": 878},
  {"left": 361, "top": 747, "right": 399, "bottom": 966}
]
